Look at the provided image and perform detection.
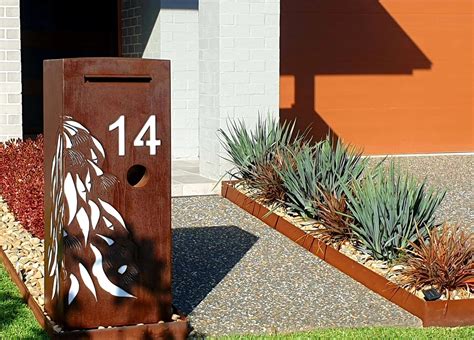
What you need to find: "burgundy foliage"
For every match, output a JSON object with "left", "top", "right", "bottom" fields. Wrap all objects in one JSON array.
[{"left": 0, "top": 136, "right": 45, "bottom": 239}]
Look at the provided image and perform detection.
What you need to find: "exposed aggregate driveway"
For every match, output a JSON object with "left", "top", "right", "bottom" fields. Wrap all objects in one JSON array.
[{"left": 171, "top": 196, "right": 421, "bottom": 336}]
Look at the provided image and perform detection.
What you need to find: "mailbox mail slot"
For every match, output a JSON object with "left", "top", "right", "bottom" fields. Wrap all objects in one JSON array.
[{"left": 43, "top": 58, "right": 171, "bottom": 329}]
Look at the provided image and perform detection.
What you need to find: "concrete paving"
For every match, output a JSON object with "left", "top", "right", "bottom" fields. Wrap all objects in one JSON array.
[{"left": 172, "top": 160, "right": 218, "bottom": 197}]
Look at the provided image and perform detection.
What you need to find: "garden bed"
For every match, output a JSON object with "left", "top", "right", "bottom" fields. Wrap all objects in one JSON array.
[{"left": 222, "top": 181, "right": 474, "bottom": 327}]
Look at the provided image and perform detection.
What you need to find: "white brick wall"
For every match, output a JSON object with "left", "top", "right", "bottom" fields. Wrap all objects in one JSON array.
[
  {"left": 143, "top": 8, "right": 199, "bottom": 159},
  {"left": 0, "top": 0, "right": 21, "bottom": 141},
  {"left": 199, "top": 0, "right": 280, "bottom": 179}
]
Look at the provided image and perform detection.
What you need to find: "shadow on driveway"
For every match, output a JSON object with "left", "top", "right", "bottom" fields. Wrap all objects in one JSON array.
[{"left": 172, "top": 226, "right": 258, "bottom": 314}]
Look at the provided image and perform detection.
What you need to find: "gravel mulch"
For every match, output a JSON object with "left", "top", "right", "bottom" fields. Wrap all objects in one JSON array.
[
  {"left": 172, "top": 195, "right": 421, "bottom": 336},
  {"left": 0, "top": 197, "right": 45, "bottom": 308}
]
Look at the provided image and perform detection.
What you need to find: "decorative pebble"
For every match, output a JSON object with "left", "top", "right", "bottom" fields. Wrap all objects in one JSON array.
[{"left": 0, "top": 198, "right": 46, "bottom": 308}]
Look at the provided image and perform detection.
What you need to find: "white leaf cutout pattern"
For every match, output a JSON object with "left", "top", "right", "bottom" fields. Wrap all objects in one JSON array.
[
  {"left": 79, "top": 263, "right": 97, "bottom": 301},
  {"left": 88, "top": 200, "right": 100, "bottom": 230},
  {"left": 118, "top": 265, "right": 127, "bottom": 274},
  {"left": 85, "top": 170, "right": 91, "bottom": 191},
  {"left": 64, "top": 173, "right": 77, "bottom": 225},
  {"left": 48, "top": 116, "right": 137, "bottom": 307},
  {"left": 65, "top": 120, "right": 89, "bottom": 132},
  {"left": 91, "top": 149, "right": 98, "bottom": 163},
  {"left": 68, "top": 274, "right": 79, "bottom": 305},
  {"left": 91, "top": 137, "right": 105, "bottom": 157},
  {"left": 98, "top": 199, "right": 126, "bottom": 229},
  {"left": 97, "top": 234, "right": 115, "bottom": 246},
  {"left": 87, "top": 160, "right": 104, "bottom": 176},
  {"left": 64, "top": 125, "right": 77, "bottom": 135},
  {"left": 75, "top": 174, "right": 87, "bottom": 202},
  {"left": 91, "top": 245, "right": 135, "bottom": 298},
  {"left": 76, "top": 208, "right": 90, "bottom": 244},
  {"left": 103, "top": 217, "right": 113, "bottom": 230}
]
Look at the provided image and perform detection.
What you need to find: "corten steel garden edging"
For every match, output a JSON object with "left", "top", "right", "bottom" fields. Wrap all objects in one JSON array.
[
  {"left": 221, "top": 181, "right": 474, "bottom": 327},
  {"left": 0, "top": 248, "right": 190, "bottom": 339}
]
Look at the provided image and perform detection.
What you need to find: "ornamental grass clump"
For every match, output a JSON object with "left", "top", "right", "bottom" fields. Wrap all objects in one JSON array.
[
  {"left": 312, "top": 190, "right": 354, "bottom": 247},
  {"left": 218, "top": 116, "right": 302, "bottom": 205},
  {"left": 344, "top": 162, "right": 446, "bottom": 261},
  {"left": 245, "top": 146, "right": 298, "bottom": 206},
  {"left": 400, "top": 224, "right": 473, "bottom": 295}
]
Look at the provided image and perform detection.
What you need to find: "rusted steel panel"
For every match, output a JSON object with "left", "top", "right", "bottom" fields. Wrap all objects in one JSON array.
[{"left": 44, "top": 58, "right": 171, "bottom": 329}]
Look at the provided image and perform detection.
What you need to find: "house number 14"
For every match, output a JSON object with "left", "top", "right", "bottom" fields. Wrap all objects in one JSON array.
[{"left": 108, "top": 115, "right": 161, "bottom": 156}]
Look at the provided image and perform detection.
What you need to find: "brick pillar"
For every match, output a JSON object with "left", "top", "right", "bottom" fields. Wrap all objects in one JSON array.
[
  {"left": 0, "top": 0, "right": 22, "bottom": 141},
  {"left": 199, "top": 0, "right": 280, "bottom": 179}
]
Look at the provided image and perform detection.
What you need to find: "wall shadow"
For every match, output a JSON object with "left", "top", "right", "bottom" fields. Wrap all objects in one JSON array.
[
  {"left": 135, "top": 0, "right": 199, "bottom": 57},
  {"left": 280, "top": 0, "right": 432, "bottom": 142},
  {"left": 172, "top": 226, "right": 258, "bottom": 314},
  {"left": 20, "top": 0, "right": 119, "bottom": 137}
]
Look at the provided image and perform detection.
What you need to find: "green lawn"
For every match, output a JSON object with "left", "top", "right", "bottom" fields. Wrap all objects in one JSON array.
[
  {"left": 0, "top": 263, "right": 48, "bottom": 339},
  {"left": 216, "top": 326, "right": 474, "bottom": 339},
  {"left": 1, "top": 263, "right": 473, "bottom": 339}
]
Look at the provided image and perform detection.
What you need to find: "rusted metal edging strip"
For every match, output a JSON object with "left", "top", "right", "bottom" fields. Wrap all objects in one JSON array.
[
  {"left": 0, "top": 247, "right": 48, "bottom": 330},
  {"left": 221, "top": 181, "right": 474, "bottom": 327}
]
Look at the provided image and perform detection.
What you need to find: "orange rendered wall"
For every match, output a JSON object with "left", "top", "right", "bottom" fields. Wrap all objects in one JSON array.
[{"left": 280, "top": 0, "right": 473, "bottom": 154}]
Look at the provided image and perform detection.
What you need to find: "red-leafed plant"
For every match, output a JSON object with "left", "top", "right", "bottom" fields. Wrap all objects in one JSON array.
[
  {"left": 312, "top": 190, "right": 353, "bottom": 248},
  {"left": 400, "top": 224, "right": 474, "bottom": 295},
  {"left": 0, "top": 136, "right": 44, "bottom": 238}
]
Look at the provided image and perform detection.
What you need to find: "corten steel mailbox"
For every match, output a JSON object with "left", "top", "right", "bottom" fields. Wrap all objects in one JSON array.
[{"left": 43, "top": 58, "right": 171, "bottom": 330}]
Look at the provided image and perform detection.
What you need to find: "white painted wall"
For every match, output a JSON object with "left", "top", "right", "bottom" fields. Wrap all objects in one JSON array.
[
  {"left": 199, "top": 0, "right": 280, "bottom": 179},
  {"left": 0, "top": 0, "right": 22, "bottom": 141}
]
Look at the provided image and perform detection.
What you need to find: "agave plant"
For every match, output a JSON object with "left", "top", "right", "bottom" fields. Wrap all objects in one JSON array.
[
  {"left": 276, "top": 136, "right": 367, "bottom": 223},
  {"left": 276, "top": 143, "right": 320, "bottom": 218},
  {"left": 217, "top": 115, "right": 297, "bottom": 182},
  {"left": 344, "top": 162, "right": 446, "bottom": 261},
  {"left": 317, "top": 137, "right": 367, "bottom": 198},
  {"left": 400, "top": 224, "right": 473, "bottom": 294},
  {"left": 218, "top": 116, "right": 309, "bottom": 208}
]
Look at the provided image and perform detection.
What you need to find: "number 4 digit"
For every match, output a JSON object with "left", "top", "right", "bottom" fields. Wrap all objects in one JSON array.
[{"left": 133, "top": 115, "right": 161, "bottom": 155}]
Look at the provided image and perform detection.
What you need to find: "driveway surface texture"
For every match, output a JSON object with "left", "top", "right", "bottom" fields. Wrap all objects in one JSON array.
[{"left": 172, "top": 196, "right": 421, "bottom": 336}]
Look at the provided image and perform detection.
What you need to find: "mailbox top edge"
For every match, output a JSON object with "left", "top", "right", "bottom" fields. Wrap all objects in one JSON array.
[{"left": 43, "top": 57, "right": 170, "bottom": 64}]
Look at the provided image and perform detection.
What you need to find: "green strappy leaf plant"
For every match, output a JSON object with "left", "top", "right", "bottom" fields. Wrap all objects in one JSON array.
[
  {"left": 344, "top": 162, "right": 446, "bottom": 261},
  {"left": 218, "top": 116, "right": 305, "bottom": 206}
]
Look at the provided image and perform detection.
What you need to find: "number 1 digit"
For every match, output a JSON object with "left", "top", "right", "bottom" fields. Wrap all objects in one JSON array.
[{"left": 108, "top": 115, "right": 125, "bottom": 156}]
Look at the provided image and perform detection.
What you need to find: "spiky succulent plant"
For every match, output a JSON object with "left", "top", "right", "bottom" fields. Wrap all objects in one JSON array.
[{"left": 344, "top": 162, "right": 446, "bottom": 261}]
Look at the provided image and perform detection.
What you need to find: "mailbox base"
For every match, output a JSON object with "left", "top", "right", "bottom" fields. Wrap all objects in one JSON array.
[
  {"left": 47, "top": 319, "right": 190, "bottom": 340},
  {"left": 0, "top": 247, "right": 190, "bottom": 340}
]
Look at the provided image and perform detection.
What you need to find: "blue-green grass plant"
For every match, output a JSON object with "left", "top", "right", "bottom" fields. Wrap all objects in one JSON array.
[
  {"left": 344, "top": 161, "right": 446, "bottom": 261},
  {"left": 277, "top": 143, "right": 320, "bottom": 218},
  {"left": 277, "top": 136, "right": 367, "bottom": 221},
  {"left": 217, "top": 115, "right": 297, "bottom": 182}
]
